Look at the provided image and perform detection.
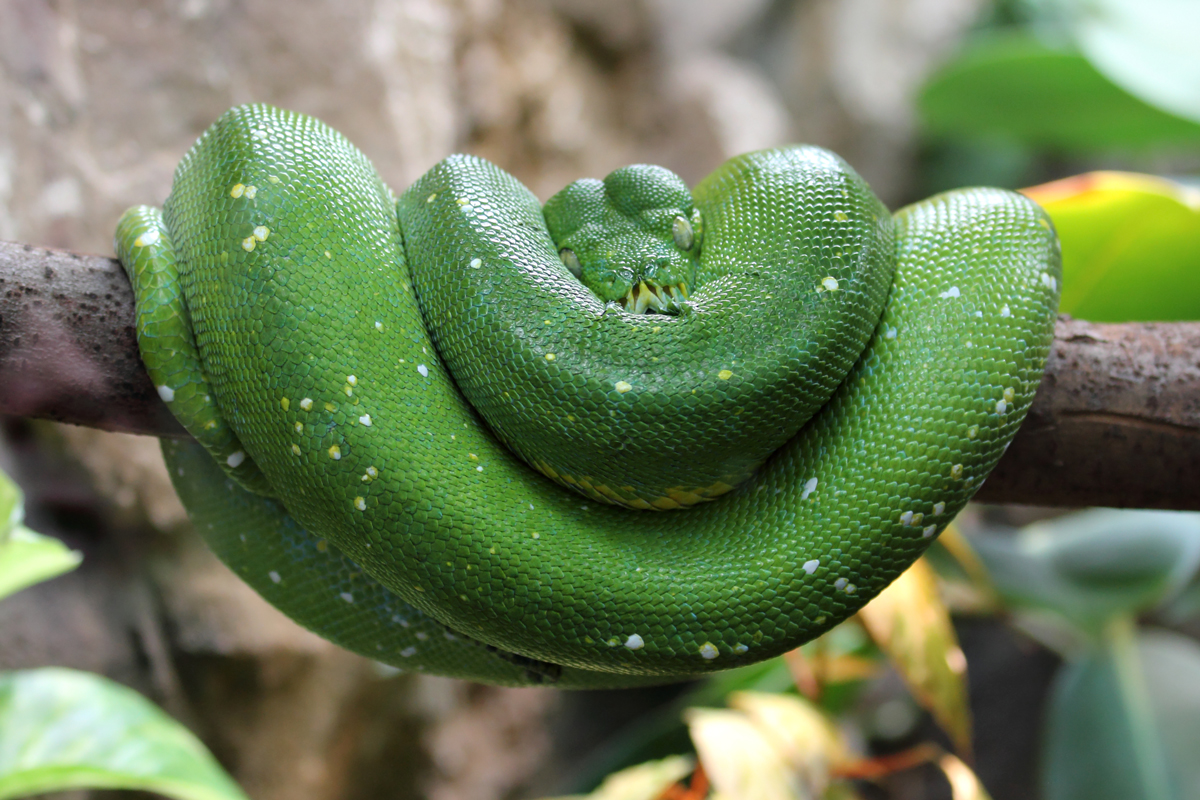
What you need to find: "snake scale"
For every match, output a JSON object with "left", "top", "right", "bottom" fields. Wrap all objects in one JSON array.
[{"left": 115, "top": 105, "right": 1059, "bottom": 688}]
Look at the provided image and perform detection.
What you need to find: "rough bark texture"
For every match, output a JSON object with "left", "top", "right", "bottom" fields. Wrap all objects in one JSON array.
[
  {"left": 975, "top": 318, "right": 1200, "bottom": 510},
  {"left": 0, "top": 240, "right": 184, "bottom": 436},
  {"left": 2, "top": 239, "right": 1196, "bottom": 510}
]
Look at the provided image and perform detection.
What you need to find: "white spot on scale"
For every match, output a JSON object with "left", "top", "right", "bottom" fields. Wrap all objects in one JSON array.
[
  {"left": 1041, "top": 273, "right": 1057, "bottom": 291},
  {"left": 359, "top": 414, "right": 372, "bottom": 426},
  {"left": 939, "top": 286, "right": 961, "bottom": 299},
  {"left": 418, "top": 364, "right": 429, "bottom": 377},
  {"left": 354, "top": 496, "right": 366, "bottom": 511},
  {"left": 1001, "top": 305, "right": 1011, "bottom": 317},
  {"left": 885, "top": 326, "right": 898, "bottom": 339},
  {"left": 820, "top": 276, "right": 839, "bottom": 292},
  {"left": 252, "top": 225, "right": 269, "bottom": 241},
  {"left": 476, "top": 465, "right": 483, "bottom": 472},
  {"left": 227, "top": 451, "right": 245, "bottom": 468},
  {"left": 734, "top": 644, "right": 748, "bottom": 654},
  {"left": 268, "top": 571, "right": 281, "bottom": 584},
  {"left": 923, "top": 525, "right": 937, "bottom": 538},
  {"left": 157, "top": 385, "right": 175, "bottom": 402},
  {"left": 375, "top": 321, "right": 383, "bottom": 331},
  {"left": 834, "top": 578, "right": 848, "bottom": 590},
  {"left": 996, "top": 399, "right": 1008, "bottom": 414},
  {"left": 346, "top": 375, "right": 357, "bottom": 386},
  {"left": 340, "top": 592, "right": 354, "bottom": 604},
  {"left": 416, "top": 632, "right": 428, "bottom": 641},
  {"left": 801, "top": 477, "right": 818, "bottom": 500},
  {"left": 803, "top": 559, "right": 819, "bottom": 575},
  {"left": 698, "top": 642, "right": 719, "bottom": 660},
  {"left": 400, "top": 647, "right": 417, "bottom": 657},
  {"left": 624, "top": 634, "right": 644, "bottom": 650},
  {"left": 469, "top": 257, "right": 482, "bottom": 269},
  {"left": 134, "top": 228, "right": 160, "bottom": 247},
  {"left": 975, "top": 310, "right": 983, "bottom": 317},
  {"left": 300, "top": 398, "right": 313, "bottom": 410},
  {"left": 900, "top": 510, "right": 914, "bottom": 526},
  {"left": 933, "top": 502, "right": 946, "bottom": 516}
]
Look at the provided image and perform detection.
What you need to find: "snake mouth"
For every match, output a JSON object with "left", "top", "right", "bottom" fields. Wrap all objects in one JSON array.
[{"left": 620, "top": 280, "right": 689, "bottom": 314}]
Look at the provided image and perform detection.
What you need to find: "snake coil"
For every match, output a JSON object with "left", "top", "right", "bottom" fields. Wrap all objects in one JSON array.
[{"left": 116, "top": 105, "right": 1059, "bottom": 687}]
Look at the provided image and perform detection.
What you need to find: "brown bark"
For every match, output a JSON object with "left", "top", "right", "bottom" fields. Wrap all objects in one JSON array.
[
  {"left": 0, "top": 240, "right": 185, "bottom": 437},
  {"left": 974, "top": 318, "right": 1200, "bottom": 510},
  {"left": 1, "top": 239, "right": 1196, "bottom": 510}
]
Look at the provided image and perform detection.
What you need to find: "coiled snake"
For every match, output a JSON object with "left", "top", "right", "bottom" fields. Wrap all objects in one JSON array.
[{"left": 115, "top": 105, "right": 1059, "bottom": 687}]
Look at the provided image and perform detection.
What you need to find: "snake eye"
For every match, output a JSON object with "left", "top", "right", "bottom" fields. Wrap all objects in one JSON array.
[
  {"left": 559, "top": 248, "right": 582, "bottom": 278},
  {"left": 672, "top": 216, "right": 694, "bottom": 251}
]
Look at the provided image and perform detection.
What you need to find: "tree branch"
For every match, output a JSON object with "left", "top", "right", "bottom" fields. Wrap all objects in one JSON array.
[{"left": 1, "top": 240, "right": 1196, "bottom": 510}]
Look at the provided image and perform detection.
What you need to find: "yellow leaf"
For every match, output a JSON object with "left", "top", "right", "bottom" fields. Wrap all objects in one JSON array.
[
  {"left": 685, "top": 707, "right": 807, "bottom": 800},
  {"left": 538, "top": 755, "right": 694, "bottom": 800},
  {"left": 937, "top": 752, "right": 994, "bottom": 800},
  {"left": 729, "top": 691, "right": 849, "bottom": 790},
  {"left": 858, "top": 558, "right": 973, "bottom": 756}
]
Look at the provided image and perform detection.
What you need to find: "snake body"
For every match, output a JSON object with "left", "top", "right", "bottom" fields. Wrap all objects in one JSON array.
[{"left": 116, "top": 105, "right": 1059, "bottom": 687}]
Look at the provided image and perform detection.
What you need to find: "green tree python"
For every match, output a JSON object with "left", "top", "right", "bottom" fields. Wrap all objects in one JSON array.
[{"left": 114, "top": 105, "right": 1060, "bottom": 688}]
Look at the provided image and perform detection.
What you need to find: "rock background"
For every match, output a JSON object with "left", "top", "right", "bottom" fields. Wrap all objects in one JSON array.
[{"left": 0, "top": 1, "right": 999, "bottom": 798}]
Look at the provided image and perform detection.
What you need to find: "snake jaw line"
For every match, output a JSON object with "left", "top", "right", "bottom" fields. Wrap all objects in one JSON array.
[{"left": 619, "top": 279, "right": 689, "bottom": 314}]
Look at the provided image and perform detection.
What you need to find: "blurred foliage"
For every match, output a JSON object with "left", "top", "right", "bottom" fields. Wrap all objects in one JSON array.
[
  {"left": 1022, "top": 172, "right": 1200, "bottom": 321},
  {"left": 858, "top": 558, "right": 972, "bottom": 756},
  {"left": 0, "top": 469, "right": 247, "bottom": 800},
  {"left": 968, "top": 511, "right": 1200, "bottom": 800},
  {"left": 916, "top": 0, "right": 1200, "bottom": 198},
  {"left": 920, "top": 35, "right": 1200, "bottom": 152},
  {"left": 549, "top": 552, "right": 986, "bottom": 799},
  {"left": 0, "top": 669, "right": 250, "bottom": 800}
]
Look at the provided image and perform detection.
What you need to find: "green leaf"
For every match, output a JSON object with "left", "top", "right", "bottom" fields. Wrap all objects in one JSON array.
[
  {"left": 0, "top": 667, "right": 248, "bottom": 800},
  {"left": 971, "top": 511, "right": 1200, "bottom": 637},
  {"left": 1068, "top": 0, "right": 1200, "bottom": 124},
  {"left": 1138, "top": 630, "right": 1200, "bottom": 798},
  {"left": 0, "top": 527, "right": 82, "bottom": 603},
  {"left": 919, "top": 35, "right": 1200, "bottom": 150},
  {"left": 1022, "top": 171, "right": 1200, "bottom": 322},
  {"left": 1042, "top": 622, "right": 1200, "bottom": 800},
  {"left": 0, "top": 470, "right": 21, "bottom": 544}
]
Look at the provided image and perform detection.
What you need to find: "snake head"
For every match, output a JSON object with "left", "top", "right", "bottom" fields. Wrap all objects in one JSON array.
[{"left": 544, "top": 164, "right": 702, "bottom": 313}]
